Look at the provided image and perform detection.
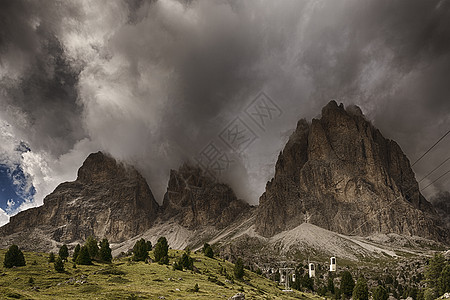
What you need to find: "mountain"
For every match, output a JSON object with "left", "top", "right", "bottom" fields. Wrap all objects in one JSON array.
[
  {"left": 255, "top": 101, "right": 447, "bottom": 243},
  {"left": 161, "top": 164, "right": 252, "bottom": 229},
  {"left": 0, "top": 152, "right": 159, "bottom": 244}
]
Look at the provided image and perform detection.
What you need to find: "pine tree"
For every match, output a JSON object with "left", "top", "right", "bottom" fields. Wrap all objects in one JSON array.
[
  {"left": 59, "top": 244, "right": 69, "bottom": 261},
  {"left": 76, "top": 246, "right": 92, "bottom": 265},
  {"left": 340, "top": 271, "right": 355, "bottom": 298},
  {"left": 352, "top": 277, "right": 368, "bottom": 300},
  {"left": 438, "top": 264, "right": 450, "bottom": 295},
  {"left": 48, "top": 252, "right": 55, "bottom": 263},
  {"left": 178, "top": 251, "right": 194, "bottom": 270},
  {"left": 132, "top": 238, "right": 148, "bottom": 262},
  {"left": 3, "top": 245, "right": 26, "bottom": 268},
  {"left": 426, "top": 253, "right": 445, "bottom": 287},
  {"left": 73, "top": 244, "right": 81, "bottom": 261},
  {"left": 234, "top": 258, "right": 244, "bottom": 280},
  {"left": 86, "top": 236, "right": 99, "bottom": 260},
  {"left": 99, "top": 238, "right": 112, "bottom": 262},
  {"left": 154, "top": 237, "right": 169, "bottom": 263},
  {"left": 203, "top": 243, "right": 214, "bottom": 258},
  {"left": 54, "top": 256, "right": 65, "bottom": 272},
  {"left": 327, "top": 276, "right": 335, "bottom": 294},
  {"left": 373, "top": 286, "right": 388, "bottom": 300},
  {"left": 146, "top": 241, "right": 152, "bottom": 251}
]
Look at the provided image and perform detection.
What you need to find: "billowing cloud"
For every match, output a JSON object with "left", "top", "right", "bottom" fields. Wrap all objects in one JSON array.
[{"left": 0, "top": 0, "right": 449, "bottom": 214}]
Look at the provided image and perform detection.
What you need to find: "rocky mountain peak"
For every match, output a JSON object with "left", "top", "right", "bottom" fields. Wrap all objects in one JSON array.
[
  {"left": 256, "top": 101, "right": 447, "bottom": 242},
  {"left": 1, "top": 152, "right": 159, "bottom": 244},
  {"left": 162, "top": 164, "right": 252, "bottom": 229},
  {"left": 77, "top": 151, "right": 132, "bottom": 184}
]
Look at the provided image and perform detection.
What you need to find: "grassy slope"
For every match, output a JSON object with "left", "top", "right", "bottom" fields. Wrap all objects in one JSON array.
[{"left": 0, "top": 249, "right": 321, "bottom": 300}]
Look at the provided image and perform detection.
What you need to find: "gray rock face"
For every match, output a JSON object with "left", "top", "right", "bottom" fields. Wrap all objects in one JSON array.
[
  {"left": 0, "top": 152, "right": 159, "bottom": 243},
  {"left": 161, "top": 164, "right": 251, "bottom": 229},
  {"left": 256, "top": 101, "right": 447, "bottom": 242}
]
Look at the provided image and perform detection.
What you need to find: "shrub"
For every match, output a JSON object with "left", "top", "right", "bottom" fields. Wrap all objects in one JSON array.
[
  {"left": 48, "top": 252, "right": 55, "bottom": 263},
  {"left": 3, "top": 245, "right": 26, "bottom": 268}
]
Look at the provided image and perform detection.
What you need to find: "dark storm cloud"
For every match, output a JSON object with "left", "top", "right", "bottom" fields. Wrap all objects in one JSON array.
[
  {"left": 0, "top": 0, "right": 85, "bottom": 156},
  {"left": 0, "top": 0, "right": 449, "bottom": 210}
]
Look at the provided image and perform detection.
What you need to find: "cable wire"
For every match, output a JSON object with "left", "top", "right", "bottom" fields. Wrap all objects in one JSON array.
[
  {"left": 417, "top": 155, "right": 450, "bottom": 183},
  {"left": 411, "top": 130, "right": 450, "bottom": 166},
  {"left": 420, "top": 169, "right": 450, "bottom": 192}
]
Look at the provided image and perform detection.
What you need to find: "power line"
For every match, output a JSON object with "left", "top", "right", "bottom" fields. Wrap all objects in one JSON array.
[
  {"left": 418, "top": 155, "right": 450, "bottom": 183},
  {"left": 420, "top": 169, "right": 450, "bottom": 192},
  {"left": 348, "top": 131, "right": 450, "bottom": 236},
  {"left": 411, "top": 129, "right": 450, "bottom": 167}
]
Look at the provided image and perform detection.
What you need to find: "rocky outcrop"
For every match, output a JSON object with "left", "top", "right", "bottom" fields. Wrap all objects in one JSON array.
[
  {"left": 256, "top": 101, "right": 447, "bottom": 243},
  {"left": 0, "top": 152, "right": 159, "bottom": 243},
  {"left": 161, "top": 164, "right": 252, "bottom": 229}
]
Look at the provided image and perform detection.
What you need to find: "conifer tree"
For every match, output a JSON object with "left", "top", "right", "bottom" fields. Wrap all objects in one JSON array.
[
  {"left": 76, "top": 246, "right": 92, "bottom": 265},
  {"left": 73, "top": 244, "right": 81, "bottom": 261},
  {"left": 234, "top": 258, "right": 245, "bottom": 279},
  {"left": 154, "top": 237, "right": 169, "bottom": 263},
  {"left": 59, "top": 244, "right": 69, "bottom": 261},
  {"left": 86, "top": 236, "right": 99, "bottom": 260},
  {"left": 3, "top": 245, "right": 26, "bottom": 268},
  {"left": 48, "top": 252, "right": 55, "bottom": 263},
  {"left": 352, "top": 277, "right": 368, "bottom": 300},
  {"left": 340, "top": 271, "right": 355, "bottom": 298},
  {"left": 132, "top": 238, "right": 148, "bottom": 262},
  {"left": 373, "top": 286, "right": 388, "bottom": 300},
  {"left": 146, "top": 241, "right": 152, "bottom": 251},
  {"left": 99, "top": 238, "right": 112, "bottom": 262},
  {"left": 54, "top": 256, "right": 65, "bottom": 272}
]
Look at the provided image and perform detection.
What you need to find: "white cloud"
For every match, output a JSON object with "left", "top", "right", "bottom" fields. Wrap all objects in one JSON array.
[{"left": 0, "top": 208, "right": 10, "bottom": 227}]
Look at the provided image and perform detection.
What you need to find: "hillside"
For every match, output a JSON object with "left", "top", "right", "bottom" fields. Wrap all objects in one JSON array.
[{"left": 0, "top": 248, "right": 320, "bottom": 300}]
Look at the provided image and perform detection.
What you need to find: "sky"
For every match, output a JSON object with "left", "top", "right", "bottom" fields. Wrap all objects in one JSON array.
[{"left": 0, "top": 0, "right": 449, "bottom": 226}]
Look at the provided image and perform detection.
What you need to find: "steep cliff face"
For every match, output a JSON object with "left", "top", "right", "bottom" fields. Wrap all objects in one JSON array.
[
  {"left": 0, "top": 152, "right": 159, "bottom": 243},
  {"left": 256, "top": 101, "right": 446, "bottom": 242},
  {"left": 161, "top": 164, "right": 252, "bottom": 229}
]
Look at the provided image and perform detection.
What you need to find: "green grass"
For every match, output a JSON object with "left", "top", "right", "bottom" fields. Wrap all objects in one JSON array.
[{"left": 0, "top": 249, "right": 321, "bottom": 299}]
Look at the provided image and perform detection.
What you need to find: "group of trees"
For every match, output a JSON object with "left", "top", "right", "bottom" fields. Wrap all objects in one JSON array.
[
  {"left": 132, "top": 238, "right": 151, "bottom": 261},
  {"left": 423, "top": 253, "right": 450, "bottom": 299},
  {"left": 131, "top": 236, "right": 169, "bottom": 265},
  {"left": 173, "top": 249, "right": 194, "bottom": 271},
  {"left": 72, "top": 236, "right": 112, "bottom": 266},
  {"left": 47, "top": 237, "right": 112, "bottom": 271},
  {"left": 288, "top": 252, "right": 449, "bottom": 300}
]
